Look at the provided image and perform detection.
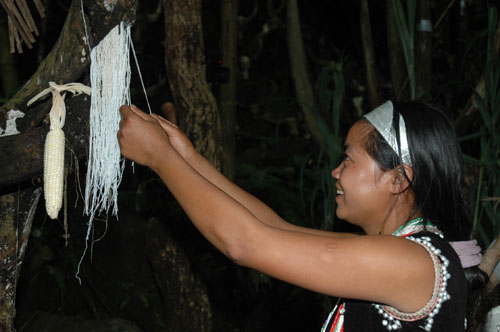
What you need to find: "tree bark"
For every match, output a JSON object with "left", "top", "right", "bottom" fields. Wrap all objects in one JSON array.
[
  {"left": 219, "top": 0, "right": 238, "bottom": 180},
  {"left": 287, "top": 0, "right": 325, "bottom": 145},
  {"left": 0, "top": 187, "right": 41, "bottom": 332},
  {"left": 415, "top": 0, "right": 432, "bottom": 99},
  {"left": 162, "top": 0, "right": 222, "bottom": 169},
  {"left": 360, "top": 0, "right": 382, "bottom": 109},
  {"left": 386, "top": 0, "right": 407, "bottom": 100},
  {"left": 146, "top": 217, "right": 212, "bottom": 332}
]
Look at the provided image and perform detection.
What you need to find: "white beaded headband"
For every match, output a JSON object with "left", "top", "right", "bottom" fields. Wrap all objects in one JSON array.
[{"left": 363, "top": 100, "right": 413, "bottom": 166}]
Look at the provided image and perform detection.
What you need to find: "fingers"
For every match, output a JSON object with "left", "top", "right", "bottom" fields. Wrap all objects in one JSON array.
[
  {"left": 161, "top": 102, "right": 178, "bottom": 125},
  {"left": 120, "top": 104, "right": 154, "bottom": 124},
  {"left": 130, "top": 104, "right": 152, "bottom": 121},
  {"left": 119, "top": 105, "right": 133, "bottom": 118},
  {"left": 152, "top": 113, "right": 178, "bottom": 130}
]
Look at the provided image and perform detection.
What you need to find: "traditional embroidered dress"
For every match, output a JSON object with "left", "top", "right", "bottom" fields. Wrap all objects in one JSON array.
[{"left": 321, "top": 219, "right": 467, "bottom": 332}]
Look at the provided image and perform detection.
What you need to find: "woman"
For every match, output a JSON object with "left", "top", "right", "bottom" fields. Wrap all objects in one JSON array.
[{"left": 117, "top": 100, "right": 487, "bottom": 331}]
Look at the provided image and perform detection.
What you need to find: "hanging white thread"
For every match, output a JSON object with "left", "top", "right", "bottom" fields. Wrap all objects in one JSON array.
[
  {"left": 77, "top": 23, "right": 131, "bottom": 283},
  {"left": 130, "top": 35, "right": 152, "bottom": 114}
]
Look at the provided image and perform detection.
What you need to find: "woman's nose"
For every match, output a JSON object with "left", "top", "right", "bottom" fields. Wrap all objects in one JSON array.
[{"left": 331, "top": 162, "right": 342, "bottom": 179}]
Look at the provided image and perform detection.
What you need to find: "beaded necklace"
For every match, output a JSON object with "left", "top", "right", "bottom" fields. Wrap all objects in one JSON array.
[
  {"left": 321, "top": 217, "right": 445, "bottom": 332},
  {"left": 392, "top": 217, "right": 442, "bottom": 237},
  {"left": 374, "top": 217, "right": 449, "bottom": 332}
]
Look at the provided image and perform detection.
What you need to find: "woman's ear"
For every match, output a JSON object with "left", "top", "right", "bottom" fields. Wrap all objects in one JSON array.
[{"left": 389, "top": 164, "right": 414, "bottom": 194}]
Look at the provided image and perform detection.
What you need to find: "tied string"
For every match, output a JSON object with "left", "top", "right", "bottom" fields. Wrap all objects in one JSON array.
[
  {"left": 449, "top": 240, "right": 483, "bottom": 268},
  {"left": 27, "top": 82, "right": 91, "bottom": 129}
]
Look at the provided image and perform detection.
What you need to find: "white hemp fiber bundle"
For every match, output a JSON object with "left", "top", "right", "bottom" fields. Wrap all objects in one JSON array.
[
  {"left": 84, "top": 22, "right": 131, "bottom": 221},
  {"left": 78, "top": 22, "right": 131, "bottom": 283}
]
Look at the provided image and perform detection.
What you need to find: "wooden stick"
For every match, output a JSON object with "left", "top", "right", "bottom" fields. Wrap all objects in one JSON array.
[
  {"left": 16, "top": 0, "right": 38, "bottom": 36},
  {"left": 7, "top": 16, "right": 15, "bottom": 53},
  {"left": 33, "top": 0, "right": 45, "bottom": 18},
  {"left": 4, "top": 0, "right": 34, "bottom": 43},
  {"left": 8, "top": 16, "right": 23, "bottom": 53},
  {"left": 1, "top": 0, "right": 33, "bottom": 50}
]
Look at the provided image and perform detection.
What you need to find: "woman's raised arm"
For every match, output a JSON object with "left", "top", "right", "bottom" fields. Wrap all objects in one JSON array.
[
  {"left": 117, "top": 104, "right": 436, "bottom": 314},
  {"left": 152, "top": 106, "right": 356, "bottom": 238}
]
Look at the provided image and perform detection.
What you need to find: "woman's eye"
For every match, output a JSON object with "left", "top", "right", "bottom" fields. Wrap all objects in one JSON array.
[{"left": 342, "top": 153, "right": 351, "bottom": 162}]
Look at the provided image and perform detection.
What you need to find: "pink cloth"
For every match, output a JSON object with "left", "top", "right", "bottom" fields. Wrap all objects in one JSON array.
[{"left": 449, "top": 240, "right": 482, "bottom": 268}]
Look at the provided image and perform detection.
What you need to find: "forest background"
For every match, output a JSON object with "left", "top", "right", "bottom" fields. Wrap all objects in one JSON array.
[{"left": 0, "top": 0, "right": 499, "bottom": 331}]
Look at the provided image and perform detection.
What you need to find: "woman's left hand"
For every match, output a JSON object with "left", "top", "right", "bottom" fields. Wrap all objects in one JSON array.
[{"left": 117, "top": 104, "right": 172, "bottom": 168}]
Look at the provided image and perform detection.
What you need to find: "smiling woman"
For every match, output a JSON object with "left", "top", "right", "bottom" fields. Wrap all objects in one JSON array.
[{"left": 117, "top": 101, "right": 489, "bottom": 332}]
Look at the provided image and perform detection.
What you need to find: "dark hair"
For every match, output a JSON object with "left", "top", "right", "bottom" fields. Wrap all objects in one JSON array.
[{"left": 362, "top": 101, "right": 490, "bottom": 332}]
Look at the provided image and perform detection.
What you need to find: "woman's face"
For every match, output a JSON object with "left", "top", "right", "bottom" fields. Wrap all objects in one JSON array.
[{"left": 331, "top": 121, "right": 395, "bottom": 234}]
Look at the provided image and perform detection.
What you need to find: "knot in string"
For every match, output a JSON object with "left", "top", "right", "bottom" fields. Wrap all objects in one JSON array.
[{"left": 27, "top": 82, "right": 91, "bottom": 130}]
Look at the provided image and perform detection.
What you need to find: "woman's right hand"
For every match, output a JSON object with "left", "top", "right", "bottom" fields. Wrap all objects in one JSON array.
[{"left": 151, "top": 103, "right": 196, "bottom": 161}]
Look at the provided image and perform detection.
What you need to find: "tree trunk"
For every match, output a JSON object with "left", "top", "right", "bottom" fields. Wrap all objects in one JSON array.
[
  {"left": 162, "top": 0, "right": 222, "bottom": 169},
  {"left": 386, "top": 0, "right": 407, "bottom": 100},
  {"left": 0, "top": 188, "right": 41, "bottom": 332},
  {"left": 286, "top": 0, "right": 325, "bottom": 145},
  {"left": 219, "top": 0, "right": 238, "bottom": 180},
  {"left": 360, "top": 0, "right": 382, "bottom": 109},
  {"left": 415, "top": 0, "right": 432, "bottom": 99},
  {"left": 146, "top": 217, "right": 212, "bottom": 332}
]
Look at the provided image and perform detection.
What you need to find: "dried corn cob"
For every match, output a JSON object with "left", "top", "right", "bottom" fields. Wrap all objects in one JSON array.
[
  {"left": 28, "top": 82, "right": 90, "bottom": 219},
  {"left": 43, "top": 128, "right": 65, "bottom": 219}
]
